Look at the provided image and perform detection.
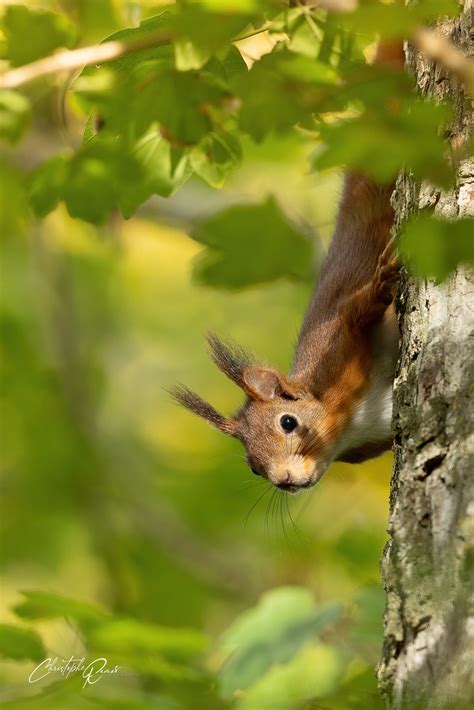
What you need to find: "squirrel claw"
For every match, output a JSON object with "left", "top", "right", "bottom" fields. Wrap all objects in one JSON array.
[
  {"left": 380, "top": 235, "right": 398, "bottom": 262},
  {"left": 374, "top": 259, "right": 399, "bottom": 306}
]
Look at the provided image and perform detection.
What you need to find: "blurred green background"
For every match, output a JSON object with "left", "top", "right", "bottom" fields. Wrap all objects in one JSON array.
[
  {"left": 0, "top": 2, "right": 397, "bottom": 708},
  {"left": 0, "top": 128, "right": 391, "bottom": 710}
]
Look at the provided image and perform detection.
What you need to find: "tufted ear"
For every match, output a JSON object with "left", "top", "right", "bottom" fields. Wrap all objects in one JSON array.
[
  {"left": 170, "top": 385, "right": 236, "bottom": 436},
  {"left": 207, "top": 332, "right": 252, "bottom": 389},
  {"left": 242, "top": 366, "right": 295, "bottom": 401}
]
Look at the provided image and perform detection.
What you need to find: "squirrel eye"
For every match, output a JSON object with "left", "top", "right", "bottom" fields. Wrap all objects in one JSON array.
[
  {"left": 280, "top": 414, "right": 298, "bottom": 433},
  {"left": 250, "top": 466, "right": 261, "bottom": 476}
]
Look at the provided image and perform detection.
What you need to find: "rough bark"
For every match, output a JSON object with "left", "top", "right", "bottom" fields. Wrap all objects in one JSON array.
[{"left": 377, "top": 4, "right": 474, "bottom": 709}]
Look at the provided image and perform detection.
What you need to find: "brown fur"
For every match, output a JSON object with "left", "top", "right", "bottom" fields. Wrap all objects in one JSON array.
[
  {"left": 171, "top": 384, "right": 236, "bottom": 435},
  {"left": 290, "top": 175, "right": 398, "bottom": 453}
]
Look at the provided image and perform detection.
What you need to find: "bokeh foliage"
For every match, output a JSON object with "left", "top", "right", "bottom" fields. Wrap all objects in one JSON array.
[
  {"left": 0, "top": 1, "right": 471, "bottom": 709},
  {"left": 1, "top": 0, "right": 473, "bottom": 281}
]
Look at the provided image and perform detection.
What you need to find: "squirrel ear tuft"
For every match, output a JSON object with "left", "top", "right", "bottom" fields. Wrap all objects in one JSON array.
[
  {"left": 170, "top": 385, "right": 236, "bottom": 436},
  {"left": 242, "top": 367, "right": 288, "bottom": 401},
  {"left": 207, "top": 332, "right": 252, "bottom": 389}
]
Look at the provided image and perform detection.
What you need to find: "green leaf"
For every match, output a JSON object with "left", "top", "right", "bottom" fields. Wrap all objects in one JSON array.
[
  {"left": 400, "top": 214, "right": 474, "bottom": 281},
  {"left": 277, "top": 53, "right": 338, "bottom": 84},
  {"left": 135, "top": 68, "right": 227, "bottom": 145},
  {"left": 76, "top": 0, "right": 121, "bottom": 42},
  {"left": 288, "top": 17, "right": 321, "bottom": 59},
  {"left": 75, "top": 16, "right": 242, "bottom": 150},
  {"left": 27, "top": 133, "right": 192, "bottom": 223},
  {"left": 173, "top": 6, "right": 250, "bottom": 63},
  {"left": 175, "top": 39, "right": 211, "bottom": 72},
  {"left": 313, "top": 99, "right": 453, "bottom": 185},
  {"left": 339, "top": 0, "right": 459, "bottom": 40},
  {"left": 217, "top": 587, "right": 342, "bottom": 697},
  {"left": 118, "top": 132, "right": 192, "bottom": 217},
  {"left": 3, "top": 5, "right": 76, "bottom": 67},
  {"left": 83, "top": 618, "right": 208, "bottom": 683},
  {"left": 63, "top": 148, "right": 117, "bottom": 224},
  {"left": 190, "top": 131, "right": 242, "bottom": 188},
  {"left": 62, "top": 133, "right": 193, "bottom": 222},
  {"left": 28, "top": 156, "right": 69, "bottom": 218},
  {"left": 96, "top": 12, "right": 174, "bottom": 73},
  {"left": 235, "top": 644, "right": 344, "bottom": 709},
  {"left": 14, "top": 591, "right": 108, "bottom": 624},
  {"left": 335, "top": 63, "right": 412, "bottom": 112},
  {"left": 0, "top": 623, "right": 45, "bottom": 661},
  {"left": 172, "top": 7, "right": 251, "bottom": 70},
  {"left": 72, "top": 67, "right": 119, "bottom": 105},
  {"left": 219, "top": 46, "right": 248, "bottom": 81},
  {"left": 73, "top": 14, "right": 174, "bottom": 137},
  {"left": 191, "top": 197, "right": 315, "bottom": 289},
  {"left": 233, "top": 48, "right": 339, "bottom": 141},
  {"left": 86, "top": 618, "right": 207, "bottom": 661},
  {"left": 63, "top": 137, "right": 142, "bottom": 224},
  {"left": 0, "top": 90, "right": 31, "bottom": 143}
]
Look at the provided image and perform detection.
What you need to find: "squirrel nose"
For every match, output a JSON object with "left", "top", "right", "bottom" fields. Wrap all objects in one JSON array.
[
  {"left": 276, "top": 472, "right": 313, "bottom": 490},
  {"left": 276, "top": 471, "right": 292, "bottom": 489}
]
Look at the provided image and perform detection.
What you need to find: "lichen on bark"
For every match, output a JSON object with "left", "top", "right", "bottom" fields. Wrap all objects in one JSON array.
[{"left": 377, "top": 4, "right": 474, "bottom": 708}]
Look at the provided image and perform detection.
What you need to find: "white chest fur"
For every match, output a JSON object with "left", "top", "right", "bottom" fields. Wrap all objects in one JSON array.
[
  {"left": 339, "top": 373, "right": 394, "bottom": 454},
  {"left": 334, "top": 312, "right": 399, "bottom": 459}
]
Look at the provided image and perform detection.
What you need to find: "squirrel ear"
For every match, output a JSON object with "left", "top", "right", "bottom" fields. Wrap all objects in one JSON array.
[
  {"left": 243, "top": 367, "right": 290, "bottom": 401},
  {"left": 170, "top": 385, "right": 236, "bottom": 436}
]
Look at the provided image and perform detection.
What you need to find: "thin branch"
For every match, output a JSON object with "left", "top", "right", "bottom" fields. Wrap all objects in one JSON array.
[
  {"left": 1, "top": 10, "right": 471, "bottom": 97},
  {"left": 296, "top": 1, "right": 324, "bottom": 42},
  {"left": 0, "top": 24, "right": 273, "bottom": 90},
  {"left": 412, "top": 27, "right": 474, "bottom": 91},
  {"left": 300, "top": 0, "right": 358, "bottom": 11},
  {"left": 233, "top": 22, "right": 273, "bottom": 43},
  {"left": 0, "top": 32, "right": 170, "bottom": 89}
]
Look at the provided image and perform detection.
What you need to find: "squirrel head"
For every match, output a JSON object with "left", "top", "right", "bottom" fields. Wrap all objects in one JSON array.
[{"left": 172, "top": 334, "right": 331, "bottom": 493}]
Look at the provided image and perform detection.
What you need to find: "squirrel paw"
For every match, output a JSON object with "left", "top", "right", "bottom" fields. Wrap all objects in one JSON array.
[
  {"left": 341, "top": 237, "right": 399, "bottom": 328},
  {"left": 372, "top": 237, "right": 399, "bottom": 306}
]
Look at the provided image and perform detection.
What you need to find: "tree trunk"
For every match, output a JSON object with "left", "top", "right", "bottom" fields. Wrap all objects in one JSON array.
[{"left": 377, "top": 5, "right": 474, "bottom": 709}]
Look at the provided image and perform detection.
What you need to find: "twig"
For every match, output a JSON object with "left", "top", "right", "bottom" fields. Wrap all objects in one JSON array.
[
  {"left": 412, "top": 27, "right": 474, "bottom": 91},
  {"left": 1, "top": 10, "right": 471, "bottom": 97},
  {"left": 298, "top": 2, "right": 324, "bottom": 42},
  {"left": 0, "top": 32, "right": 170, "bottom": 89},
  {"left": 233, "top": 22, "right": 273, "bottom": 43},
  {"left": 0, "top": 24, "right": 274, "bottom": 90},
  {"left": 300, "top": 0, "right": 358, "bottom": 12}
]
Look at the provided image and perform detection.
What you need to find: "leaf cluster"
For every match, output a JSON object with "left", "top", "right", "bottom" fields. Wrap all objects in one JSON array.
[
  {"left": 1, "top": 1, "right": 471, "bottom": 283},
  {"left": 0, "top": 6, "right": 460, "bottom": 193}
]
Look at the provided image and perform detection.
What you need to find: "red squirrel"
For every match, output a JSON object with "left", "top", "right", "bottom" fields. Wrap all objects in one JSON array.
[{"left": 173, "top": 43, "right": 403, "bottom": 493}]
